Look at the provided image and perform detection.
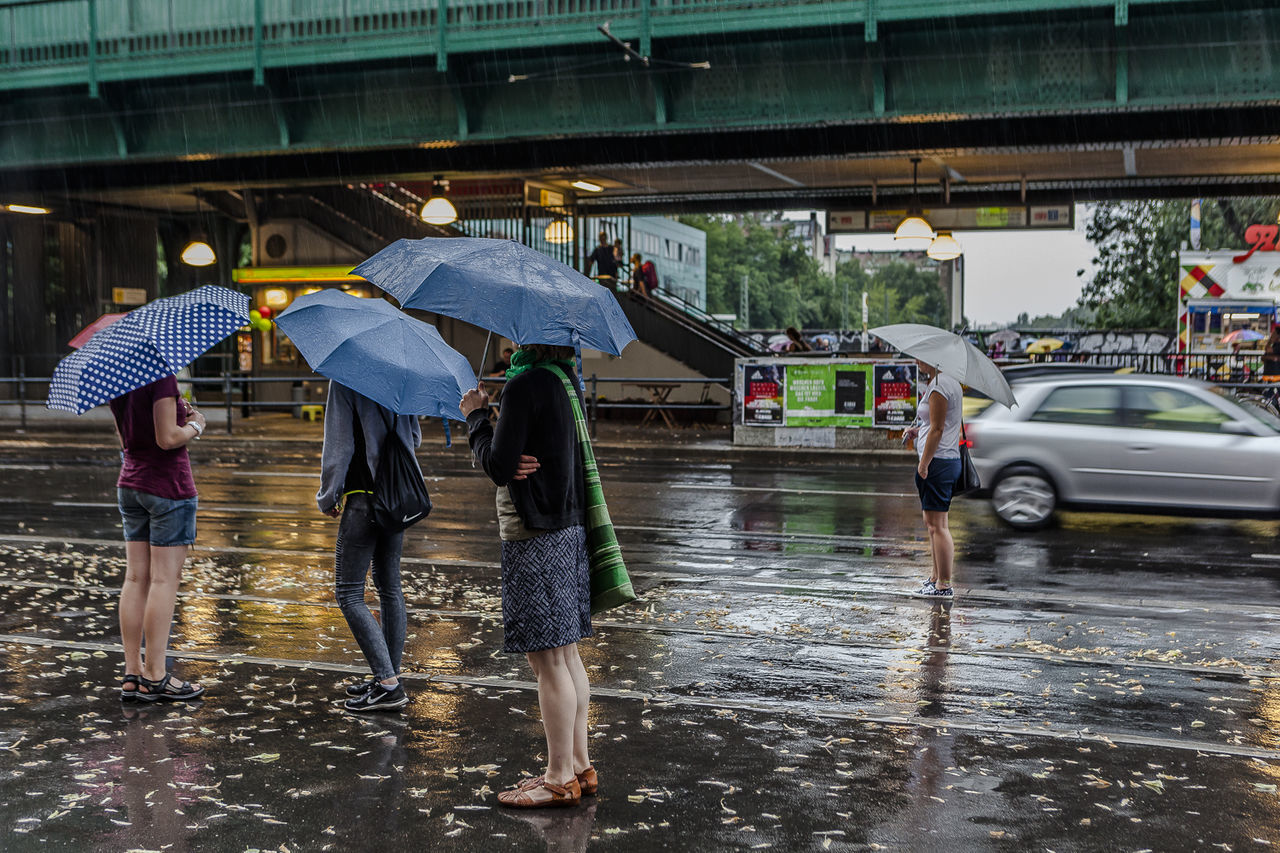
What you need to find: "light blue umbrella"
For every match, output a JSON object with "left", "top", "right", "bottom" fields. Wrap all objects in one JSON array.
[
  {"left": 47, "top": 285, "right": 249, "bottom": 414},
  {"left": 274, "top": 289, "right": 474, "bottom": 419},
  {"left": 351, "top": 237, "right": 637, "bottom": 356}
]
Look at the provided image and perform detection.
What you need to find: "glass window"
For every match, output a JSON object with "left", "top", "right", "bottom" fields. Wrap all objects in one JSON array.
[
  {"left": 1124, "top": 386, "right": 1232, "bottom": 433},
  {"left": 1211, "top": 387, "right": 1280, "bottom": 433},
  {"left": 1028, "top": 385, "right": 1122, "bottom": 427}
]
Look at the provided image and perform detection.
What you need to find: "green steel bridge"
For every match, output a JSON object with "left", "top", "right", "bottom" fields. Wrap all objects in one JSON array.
[{"left": 1, "top": 0, "right": 1278, "bottom": 208}]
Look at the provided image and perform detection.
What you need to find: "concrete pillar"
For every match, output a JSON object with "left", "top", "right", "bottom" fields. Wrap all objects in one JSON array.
[
  {"left": 53, "top": 221, "right": 95, "bottom": 351},
  {"left": 99, "top": 213, "right": 159, "bottom": 304},
  {"left": 0, "top": 221, "right": 10, "bottom": 374},
  {"left": 8, "top": 218, "right": 50, "bottom": 374}
]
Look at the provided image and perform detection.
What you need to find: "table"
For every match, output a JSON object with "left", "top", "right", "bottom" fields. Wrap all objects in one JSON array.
[{"left": 633, "top": 382, "right": 681, "bottom": 429}]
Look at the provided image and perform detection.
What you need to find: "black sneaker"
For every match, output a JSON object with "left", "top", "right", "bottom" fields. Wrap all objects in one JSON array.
[
  {"left": 345, "top": 678, "right": 376, "bottom": 697},
  {"left": 344, "top": 682, "right": 408, "bottom": 713}
]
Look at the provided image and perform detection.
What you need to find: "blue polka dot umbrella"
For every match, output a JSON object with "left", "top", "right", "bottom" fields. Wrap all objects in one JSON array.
[{"left": 46, "top": 285, "right": 250, "bottom": 414}]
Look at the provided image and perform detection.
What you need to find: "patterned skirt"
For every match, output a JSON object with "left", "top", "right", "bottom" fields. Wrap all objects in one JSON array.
[{"left": 499, "top": 524, "right": 592, "bottom": 653}]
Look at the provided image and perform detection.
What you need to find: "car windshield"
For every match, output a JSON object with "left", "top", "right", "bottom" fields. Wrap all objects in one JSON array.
[{"left": 1211, "top": 387, "right": 1280, "bottom": 433}]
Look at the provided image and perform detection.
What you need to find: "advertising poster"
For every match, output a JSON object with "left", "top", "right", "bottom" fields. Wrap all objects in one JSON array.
[
  {"left": 742, "top": 363, "right": 785, "bottom": 426},
  {"left": 784, "top": 363, "right": 873, "bottom": 427},
  {"left": 873, "top": 363, "right": 918, "bottom": 426}
]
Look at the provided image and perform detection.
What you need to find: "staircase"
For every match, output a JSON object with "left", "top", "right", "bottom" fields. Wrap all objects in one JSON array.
[{"left": 616, "top": 288, "right": 767, "bottom": 379}]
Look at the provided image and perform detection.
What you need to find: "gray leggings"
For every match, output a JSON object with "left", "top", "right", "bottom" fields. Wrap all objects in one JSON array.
[{"left": 334, "top": 493, "right": 406, "bottom": 681}]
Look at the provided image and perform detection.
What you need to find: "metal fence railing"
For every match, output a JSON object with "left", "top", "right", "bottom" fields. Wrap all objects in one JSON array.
[
  {"left": 0, "top": 371, "right": 732, "bottom": 436},
  {"left": 1007, "top": 350, "right": 1276, "bottom": 383}
]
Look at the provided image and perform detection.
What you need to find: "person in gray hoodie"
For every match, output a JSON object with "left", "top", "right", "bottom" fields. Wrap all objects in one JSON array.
[{"left": 317, "top": 381, "right": 422, "bottom": 712}]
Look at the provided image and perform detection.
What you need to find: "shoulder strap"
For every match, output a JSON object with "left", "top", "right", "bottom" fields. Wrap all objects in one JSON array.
[
  {"left": 543, "top": 362, "right": 598, "bottom": 474},
  {"left": 543, "top": 363, "right": 586, "bottom": 430}
]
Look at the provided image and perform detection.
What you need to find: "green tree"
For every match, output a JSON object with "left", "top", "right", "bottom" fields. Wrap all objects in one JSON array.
[
  {"left": 841, "top": 261, "right": 948, "bottom": 329},
  {"left": 1078, "top": 199, "right": 1280, "bottom": 328},
  {"left": 832, "top": 261, "right": 870, "bottom": 330},
  {"left": 682, "top": 213, "right": 949, "bottom": 329},
  {"left": 680, "top": 213, "right": 833, "bottom": 328}
]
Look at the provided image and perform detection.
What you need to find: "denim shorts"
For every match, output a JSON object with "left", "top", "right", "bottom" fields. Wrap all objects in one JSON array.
[
  {"left": 118, "top": 487, "right": 198, "bottom": 547},
  {"left": 914, "top": 457, "right": 963, "bottom": 513}
]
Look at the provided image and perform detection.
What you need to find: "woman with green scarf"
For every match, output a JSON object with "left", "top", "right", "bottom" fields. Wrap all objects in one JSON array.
[{"left": 461, "top": 343, "right": 597, "bottom": 808}]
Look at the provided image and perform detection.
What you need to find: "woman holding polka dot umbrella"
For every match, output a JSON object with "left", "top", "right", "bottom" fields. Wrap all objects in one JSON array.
[{"left": 47, "top": 285, "right": 249, "bottom": 703}]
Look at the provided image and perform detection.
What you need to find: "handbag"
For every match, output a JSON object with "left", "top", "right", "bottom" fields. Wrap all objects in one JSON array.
[
  {"left": 371, "top": 409, "right": 432, "bottom": 532},
  {"left": 955, "top": 422, "right": 981, "bottom": 497},
  {"left": 544, "top": 364, "right": 637, "bottom": 614}
]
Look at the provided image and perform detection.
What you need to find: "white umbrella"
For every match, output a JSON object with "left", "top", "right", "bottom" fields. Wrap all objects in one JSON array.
[
  {"left": 986, "top": 328, "right": 1020, "bottom": 347},
  {"left": 870, "top": 323, "right": 1016, "bottom": 408}
]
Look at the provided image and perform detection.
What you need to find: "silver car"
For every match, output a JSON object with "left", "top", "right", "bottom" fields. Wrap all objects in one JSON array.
[{"left": 967, "top": 374, "right": 1280, "bottom": 529}]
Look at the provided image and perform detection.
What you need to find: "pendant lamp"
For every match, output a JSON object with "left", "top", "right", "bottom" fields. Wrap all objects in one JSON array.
[
  {"left": 927, "top": 231, "right": 962, "bottom": 261},
  {"left": 544, "top": 217, "right": 574, "bottom": 245},
  {"left": 893, "top": 158, "right": 934, "bottom": 247},
  {"left": 181, "top": 189, "right": 217, "bottom": 267},
  {"left": 420, "top": 175, "right": 458, "bottom": 226}
]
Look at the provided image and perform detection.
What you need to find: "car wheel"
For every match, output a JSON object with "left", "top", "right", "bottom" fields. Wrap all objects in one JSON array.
[{"left": 991, "top": 466, "right": 1057, "bottom": 530}]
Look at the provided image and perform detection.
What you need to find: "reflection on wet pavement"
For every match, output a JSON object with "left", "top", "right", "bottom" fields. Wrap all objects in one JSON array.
[{"left": 0, "top": 430, "right": 1278, "bottom": 849}]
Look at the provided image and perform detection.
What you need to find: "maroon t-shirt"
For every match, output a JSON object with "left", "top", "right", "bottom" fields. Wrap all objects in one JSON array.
[{"left": 109, "top": 376, "right": 197, "bottom": 500}]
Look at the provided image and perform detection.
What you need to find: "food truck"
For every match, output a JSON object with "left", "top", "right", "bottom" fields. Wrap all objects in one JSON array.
[{"left": 1178, "top": 249, "right": 1280, "bottom": 353}]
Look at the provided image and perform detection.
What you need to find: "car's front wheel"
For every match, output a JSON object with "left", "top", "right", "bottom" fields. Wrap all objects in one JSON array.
[{"left": 991, "top": 466, "right": 1057, "bottom": 530}]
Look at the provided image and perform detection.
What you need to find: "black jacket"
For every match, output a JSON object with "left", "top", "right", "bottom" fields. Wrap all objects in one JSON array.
[{"left": 467, "top": 366, "right": 585, "bottom": 531}]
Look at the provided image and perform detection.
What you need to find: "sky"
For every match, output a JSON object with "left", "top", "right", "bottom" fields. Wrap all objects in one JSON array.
[{"left": 810, "top": 204, "right": 1097, "bottom": 328}]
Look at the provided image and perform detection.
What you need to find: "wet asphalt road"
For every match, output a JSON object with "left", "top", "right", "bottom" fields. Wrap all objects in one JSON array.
[{"left": 0, "top": 418, "right": 1278, "bottom": 851}]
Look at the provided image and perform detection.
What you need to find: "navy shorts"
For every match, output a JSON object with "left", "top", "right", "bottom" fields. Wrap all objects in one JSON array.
[
  {"left": 118, "top": 487, "right": 198, "bottom": 547},
  {"left": 914, "top": 457, "right": 963, "bottom": 513}
]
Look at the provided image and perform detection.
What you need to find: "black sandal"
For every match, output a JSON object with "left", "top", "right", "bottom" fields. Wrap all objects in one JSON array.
[
  {"left": 137, "top": 673, "right": 205, "bottom": 703},
  {"left": 120, "top": 673, "right": 141, "bottom": 702}
]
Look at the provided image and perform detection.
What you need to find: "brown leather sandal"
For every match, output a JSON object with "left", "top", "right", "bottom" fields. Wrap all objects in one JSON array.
[
  {"left": 576, "top": 766, "right": 598, "bottom": 796},
  {"left": 498, "top": 776, "right": 581, "bottom": 808},
  {"left": 516, "top": 766, "right": 598, "bottom": 796}
]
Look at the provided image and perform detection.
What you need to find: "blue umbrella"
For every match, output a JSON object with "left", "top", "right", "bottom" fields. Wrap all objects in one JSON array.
[
  {"left": 274, "top": 289, "right": 474, "bottom": 419},
  {"left": 47, "top": 285, "right": 249, "bottom": 414},
  {"left": 351, "top": 237, "right": 637, "bottom": 356}
]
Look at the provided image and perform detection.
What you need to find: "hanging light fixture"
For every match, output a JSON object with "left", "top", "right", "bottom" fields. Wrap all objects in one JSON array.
[
  {"left": 926, "top": 230, "right": 962, "bottom": 261},
  {"left": 3, "top": 203, "right": 51, "bottom": 215},
  {"left": 181, "top": 189, "right": 217, "bottom": 267},
  {"left": 893, "top": 158, "right": 934, "bottom": 247},
  {"left": 544, "top": 217, "right": 573, "bottom": 245},
  {"left": 420, "top": 175, "right": 458, "bottom": 225}
]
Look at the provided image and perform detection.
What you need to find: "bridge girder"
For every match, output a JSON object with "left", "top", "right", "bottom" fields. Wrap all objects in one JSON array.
[{"left": 1, "top": 2, "right": 1278, "bottom": 210}]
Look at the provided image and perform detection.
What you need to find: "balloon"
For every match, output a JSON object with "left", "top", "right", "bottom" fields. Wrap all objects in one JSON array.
[
  {"left": 249, "top": 309, "right": 262, "bottom": 323},
  {"left": 257, "top": 305, "right": 273, "bottom": 319},
  {"left": 253, "top": 317, "right": 272, "bottom": 332}
]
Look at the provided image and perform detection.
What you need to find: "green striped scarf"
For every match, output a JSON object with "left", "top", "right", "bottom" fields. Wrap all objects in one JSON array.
[{"left": 544, "top": 364, "right": 637, "bottom": 614}]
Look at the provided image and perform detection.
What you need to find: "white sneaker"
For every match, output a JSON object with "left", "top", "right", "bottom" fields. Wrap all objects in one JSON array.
[
  {"left": 916, "top": 579, "right": 937, "bottom": 595},
  {"left": 920, "top": 585, "right": 954, "bottom": 599}
]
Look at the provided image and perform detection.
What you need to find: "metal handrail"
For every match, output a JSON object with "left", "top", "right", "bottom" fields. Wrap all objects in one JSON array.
[
  {"left": 4, "top": 0, "right": 1176, "bottom": 80},
  {"left": 619, "top": 286, "right": 765, "bottom": 356},
  {"left": 0, "top": 371, "right": 731, "bottom": 435}
]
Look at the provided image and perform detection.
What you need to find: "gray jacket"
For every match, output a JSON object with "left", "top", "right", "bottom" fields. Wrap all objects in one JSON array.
[{"left": 317, "top": 381, "right": 422, "bottom": 513}]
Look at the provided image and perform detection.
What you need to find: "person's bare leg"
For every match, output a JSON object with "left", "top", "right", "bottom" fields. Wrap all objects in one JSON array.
[
  {"left": 119, "top": 541, "right": 152, "bottom": 676},
  {"left": 140, "top": 545, "right": 192, "bottom": 684},
  {"left": 526, "top": 645, "right": 579, "bottom": 786},
  {"left": 563, "top": 643, "right": 592, "bottom": 773},
  {"left": 921, "top": 511, "right": 940, "bottom": 585},
  {"left": 923, "top": 510, "right": 954, "bottom": 588}
]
